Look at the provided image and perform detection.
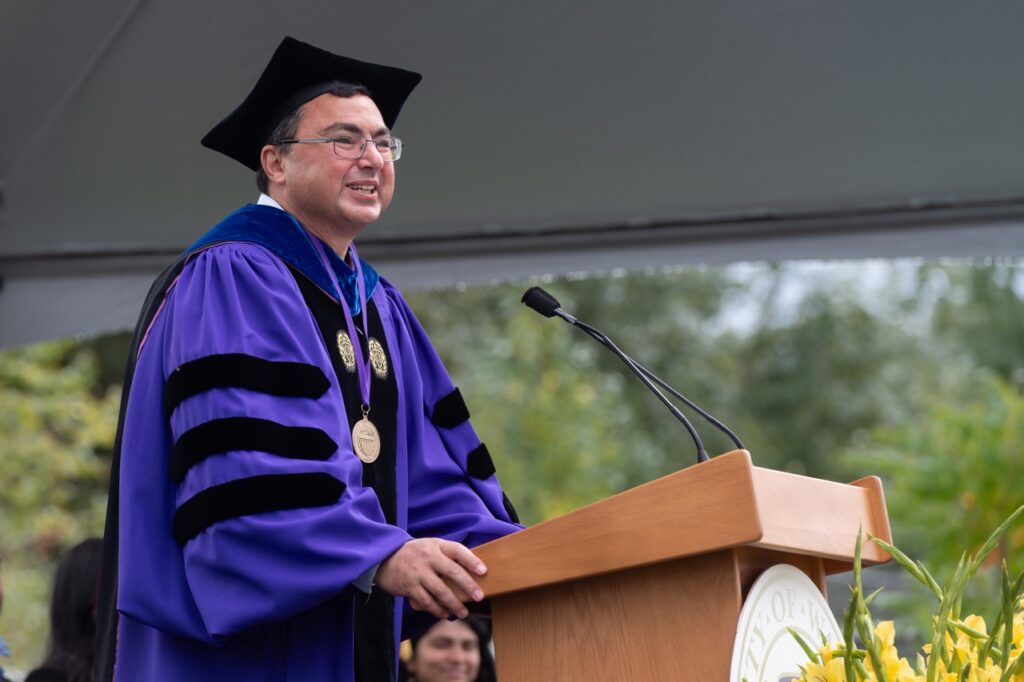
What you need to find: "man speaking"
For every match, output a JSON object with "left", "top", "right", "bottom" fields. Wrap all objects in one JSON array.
[{"left": 95, "top": 36, "right": 521, "bottom": 681}]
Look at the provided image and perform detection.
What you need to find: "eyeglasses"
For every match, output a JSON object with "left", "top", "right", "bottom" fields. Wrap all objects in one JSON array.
[{"left": 274, "top": 134, "right": 403, "bottom": 162}]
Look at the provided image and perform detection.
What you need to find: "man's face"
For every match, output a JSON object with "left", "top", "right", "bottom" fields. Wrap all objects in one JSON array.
[{"left": 272, "top": 93, "right": 395, "bottom": 238}]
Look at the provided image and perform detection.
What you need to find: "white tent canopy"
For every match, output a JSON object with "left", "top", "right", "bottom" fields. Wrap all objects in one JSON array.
[{"left": 3, "top": 0, "right": 1024, "bottom": 347}]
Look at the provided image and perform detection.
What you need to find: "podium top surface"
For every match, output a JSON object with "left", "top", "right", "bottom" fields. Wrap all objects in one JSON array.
[{"left": 472, "top": 450, "right": 892, "bottom": 598}]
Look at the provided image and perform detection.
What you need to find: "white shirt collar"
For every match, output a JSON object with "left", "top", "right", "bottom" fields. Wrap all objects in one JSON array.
[{"left": 257, "top": 193, "right": 285, "bottom": 211}]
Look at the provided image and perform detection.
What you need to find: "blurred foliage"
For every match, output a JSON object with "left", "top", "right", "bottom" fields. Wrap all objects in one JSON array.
[
  {"left": 0, "top": 338, "right": 118, "bottom": 673},
  {"left": 932, "top": 263, "right": 1024, "bottom": 381},
  {"left": 2, "top": 260, "right": 1024, "bottom": 673},
  {"left": 407, "top": 262, "right": 952, "bottom": 520},
  {"left": 407, "top": 267, "right": 744, "bottom": 521},
  {"left": 732, "top": 289, "right": 935, "bottom": 478},
  {"left": 842, "top": 373, "right": 1024, "bottom": 643},
  {"left": 845, "top": 373, "right": 1024, "bottom": 568}
]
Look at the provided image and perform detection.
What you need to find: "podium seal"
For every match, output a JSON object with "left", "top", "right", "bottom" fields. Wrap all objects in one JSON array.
[{"left": 729, "top": 564, "right": 841, "bottom": 682}]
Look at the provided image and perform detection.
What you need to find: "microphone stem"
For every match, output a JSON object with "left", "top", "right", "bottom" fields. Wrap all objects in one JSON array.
[
  {"left": 565, "top": 312, "right": 744, "bottom": 451},
  {"left": 626, "top": 358, "right": 745, "bottom": 451},
  {"left": 572, "top": 319, "right": 709, "bottom": 463}
]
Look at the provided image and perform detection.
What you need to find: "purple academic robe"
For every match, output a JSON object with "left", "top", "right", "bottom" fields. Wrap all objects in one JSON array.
[{"left": 101, "top": 205, "right": 521, "bottom": 680}]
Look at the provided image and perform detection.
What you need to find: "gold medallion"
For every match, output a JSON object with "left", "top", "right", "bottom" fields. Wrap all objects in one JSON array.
[
  {"left": 335, "top": 330, "right": 356, "bottom": 373},
  {"left": 352, "top": 416, "right": 381, "bottom": 464},
  {"left": 368, "top": 337, "right": 388, "bottom": 379}
]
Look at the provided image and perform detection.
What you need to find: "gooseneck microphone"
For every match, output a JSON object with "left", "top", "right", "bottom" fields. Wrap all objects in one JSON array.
[
  {"left": 521, "top": 286, "right": 746, "bottom": 465},
  {"left": 521, "top": 287, "right": 566, "bottom": 319}
]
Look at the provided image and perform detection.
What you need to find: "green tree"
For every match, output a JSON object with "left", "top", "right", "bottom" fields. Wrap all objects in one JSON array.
[
  {"left": 842, "top": 372, "right": 1024, "bottom": 639},
  {"left": 932, "top": 263, "right": 1024, "bottom": 380},
  {"left": 733, "top": 289, "right": 936, "bottom": 478},
  {"left": 406, "top": 268, "right": 746, "bottom": 523},
  {"left": 0, "top": 339, "right": 117, "bottom": 672}
]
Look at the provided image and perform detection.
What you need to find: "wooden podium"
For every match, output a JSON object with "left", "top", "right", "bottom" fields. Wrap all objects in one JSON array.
[{"left": 467, "top": 449, "right": 892, "bottom": 680}]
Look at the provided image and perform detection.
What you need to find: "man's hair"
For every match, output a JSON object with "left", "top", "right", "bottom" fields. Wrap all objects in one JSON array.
[{"left": 256, "top": 80, "right": 373, "bottom": 194}]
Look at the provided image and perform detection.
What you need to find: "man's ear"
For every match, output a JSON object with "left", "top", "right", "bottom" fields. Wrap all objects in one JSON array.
[{"left": 260, "top": 144, "right": 287, "bottom": 187}]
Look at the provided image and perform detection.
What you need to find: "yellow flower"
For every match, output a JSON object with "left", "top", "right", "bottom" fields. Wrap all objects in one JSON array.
[
  {"left": 801, "top": 656, "right": 848, "bottom": 682},
  {"left": 1013, "top": 606, "right": 1024, "bottom": 656},
  {"left": 971, "top": 663, "right": 1004, "bottom": 682},
  {"left": 875, "top": 621, "right": 897, "bottom": 655},
  {"left": 964, "top": 614, "right": 989, "bottom": 634},
  {"left": 893, "top": 657, "right": 922, "bottom": 681},
  {"left": 864, "top": 621, "right": 921, "bottom": 681},
  {"left": 794, "top": 597, "right": 1023, "bottom": 682},
  {"left": 951, "top": 617, "right": 987, "bottom": 666}
]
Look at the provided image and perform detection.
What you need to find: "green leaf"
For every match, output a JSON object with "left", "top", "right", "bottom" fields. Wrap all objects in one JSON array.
[
  {"left": 870, "top": 535, "right": 941, "bottom": 599},
  {"left": 853, "top": 657, "right": 872, "bottom": 681},
  {"left": 851, "top": 530, "right": 888, "bottom": 682},
  {"left": 788, "top": 627, "right": 820, "bottom": 664},
  {"left": 999, "top": 651, "right": 1024, "bottom": 682},
  {"left": 928, "top": 553, "right": 971, "bottom": 681},
  {"left": 951, "top": 619, "right": 987, "bottom": 640},
  {"left": 844, "top": 534, "right": 862, "bottom": 682},
  {"left": 1000, "top": 562, "right": 1013, "bottom": 670},
  {"left": 967, "top": 506, "right": 1024, "bottom": 578}
]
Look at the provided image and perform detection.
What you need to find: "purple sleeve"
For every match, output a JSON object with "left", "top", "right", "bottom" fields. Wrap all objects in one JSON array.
[
  {"left": 381, "top": 282, "right": 523, "bottom": 549},
  {"left": 153, "top": 244, "right": 411, "bottom": 640}
]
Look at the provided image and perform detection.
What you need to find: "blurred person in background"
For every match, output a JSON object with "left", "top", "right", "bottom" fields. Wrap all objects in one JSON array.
[
  {"left": 26, "top": 539, "right": 102, "bottom": 682},
  {"left": 0, "top": 566, "right": 12, "bottom": 682},
  {"left": 400, "top": 616, "right": 496, "bottom": 682}
]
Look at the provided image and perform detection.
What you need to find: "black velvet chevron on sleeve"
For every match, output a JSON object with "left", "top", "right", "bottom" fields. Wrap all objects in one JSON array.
[
  {"left": 502, "top": 493, "right": 520, "bottom": 524},
  {"left": 164, "top": 353, "right": 331, "bottom": 418},
  {"left": 466, "top": 443, "right": 496, "bottom": 480},
  {"left": 430, "top": 387, "right": 471, "bottom": 429},
  {"left": 172, "top": 472, "right": 346, "bottom": 544},
  {"left": 169, "top": 417, "right": 338, "bottom": 483}
]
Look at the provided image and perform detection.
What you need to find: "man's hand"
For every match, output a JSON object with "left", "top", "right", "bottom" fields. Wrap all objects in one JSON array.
[{"left": 374, "top": 538, "right": 487, "bottom": 619}]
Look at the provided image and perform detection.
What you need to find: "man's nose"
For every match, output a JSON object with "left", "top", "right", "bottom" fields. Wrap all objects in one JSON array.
[{"left": 357, "top": 142, "right": 385, "bottom": 169}]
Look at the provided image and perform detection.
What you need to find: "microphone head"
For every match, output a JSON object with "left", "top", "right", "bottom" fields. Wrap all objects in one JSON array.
[{"left": 521, "top": 287, "right": 562, "bottom": 318}]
